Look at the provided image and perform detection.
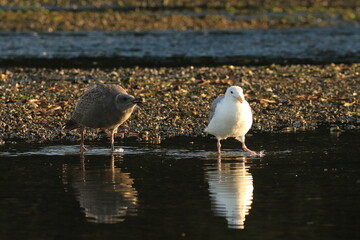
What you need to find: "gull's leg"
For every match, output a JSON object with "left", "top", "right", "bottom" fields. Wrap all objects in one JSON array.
[
  {"left": 242, "top": 142, "right": 257, "bottom": 156},
  {"left": 217, "top": 139, "right": 222, "bottom": 154},
  {"left": 237, "top": 136, "right": 257, "bottom": 156},
  {"left": 110, "top": 128, "right": 117, "bottom": 152},
  {"left": 80, "top": 126, "right": 87, "bottom": 152}
]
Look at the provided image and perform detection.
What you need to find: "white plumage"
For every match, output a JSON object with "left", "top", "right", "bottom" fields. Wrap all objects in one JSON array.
[{"left": 206, "top": 86, "right": 257, "bottom": 155}]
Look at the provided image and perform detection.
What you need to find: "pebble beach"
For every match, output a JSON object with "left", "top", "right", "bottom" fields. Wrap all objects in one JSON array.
[{"left": 0, "top": 64, "right": 358, "bottom": 144}]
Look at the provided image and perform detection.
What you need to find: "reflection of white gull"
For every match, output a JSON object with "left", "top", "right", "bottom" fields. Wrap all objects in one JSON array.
[
  {"left": 206, "top": 159, "right": 253, "bottom": 229},
  {"left": 62, "top": 154, "right": 138, "bottom": 224}
]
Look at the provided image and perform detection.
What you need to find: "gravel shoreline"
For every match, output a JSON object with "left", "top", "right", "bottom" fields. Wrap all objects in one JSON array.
[
  {"left": 0, "top": 8, "right": 357, "bottom": 31},
  {"left": 0, "top": 64, "right": 359, "bottom": 144},
  {"left": 0, "top": 0, "right": 358, "bottom": 31}
]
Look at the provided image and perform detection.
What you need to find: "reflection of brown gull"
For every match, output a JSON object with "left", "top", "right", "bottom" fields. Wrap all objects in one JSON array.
[
  {"left": 64, "top": 84, "right": 142, "bottom": 152},
  {"left": 206, "top": 157, "right": 253, "bottom": 229},
  {"left": 62, "top": 154, "right": 138, "bottom": 224}
]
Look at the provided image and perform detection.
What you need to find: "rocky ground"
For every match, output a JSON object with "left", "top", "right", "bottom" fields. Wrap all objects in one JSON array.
[{"left": 0, "top": 64, "right": 358, "bottom": 144}]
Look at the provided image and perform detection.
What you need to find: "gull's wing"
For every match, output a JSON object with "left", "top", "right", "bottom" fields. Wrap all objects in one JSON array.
[
  {"left": 71, "top": 84, "right": 107, "bottom": 123},
  {"left": 209, "top": 96, "right": 224, "bottom": 122}
]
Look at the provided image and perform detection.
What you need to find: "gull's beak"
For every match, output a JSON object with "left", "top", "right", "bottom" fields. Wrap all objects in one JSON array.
[
  {"left": 237, "top": 96, "right": 243, "bottom": 103},
  {"left": 133, "top": 97, "right": 143, "bottom": 104}
]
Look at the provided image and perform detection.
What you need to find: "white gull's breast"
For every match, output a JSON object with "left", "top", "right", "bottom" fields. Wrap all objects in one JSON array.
[{"left": 207, "top": 100, "right": 252, "bottom": 139}]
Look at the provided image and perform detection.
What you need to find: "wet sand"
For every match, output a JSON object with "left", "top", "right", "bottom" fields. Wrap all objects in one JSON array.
[{"left": 0, "top": 64, "right": 358, "bottom": 144}]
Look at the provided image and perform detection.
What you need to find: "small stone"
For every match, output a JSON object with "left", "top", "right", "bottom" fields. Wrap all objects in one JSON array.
[{"left": 29, "top": 103, "right": 39, "bottom": 108}]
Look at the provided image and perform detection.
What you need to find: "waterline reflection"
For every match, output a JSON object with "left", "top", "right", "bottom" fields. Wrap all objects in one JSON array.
[
  {"left": 205, "top": 156, "right": 253, "bottom": 229},
  {"left": 62, "top": 154, "right": 138, "bottom": 224}
]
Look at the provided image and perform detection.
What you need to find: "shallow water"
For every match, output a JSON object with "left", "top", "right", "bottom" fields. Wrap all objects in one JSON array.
[
  {"left": 0, "top": 131, "right": 359, "bottom": 239},
  {"left": 1, "top": 27, "right": 359, "bottom": 67}
]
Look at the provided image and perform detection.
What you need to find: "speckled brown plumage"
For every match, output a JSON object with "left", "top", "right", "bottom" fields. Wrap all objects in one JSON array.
[{"left": 65, "top": 84, "right": 142, "bottom": 152}]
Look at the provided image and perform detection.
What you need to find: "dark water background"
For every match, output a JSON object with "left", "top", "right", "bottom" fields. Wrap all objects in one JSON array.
[
  {"left": 1, "top": 26, "right": 359, "bottom": 67},
  {"left": 1, "top": 131, "right": 359, "bottom": 240}
]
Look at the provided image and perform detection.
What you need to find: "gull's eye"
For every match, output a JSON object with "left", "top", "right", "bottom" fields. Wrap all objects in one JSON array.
[{"left": 230, "top": 91, "right": 233, "bottom": 94}]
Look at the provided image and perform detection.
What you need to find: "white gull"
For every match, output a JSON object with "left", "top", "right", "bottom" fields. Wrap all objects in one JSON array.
[{"left": 206, "top": 86, "right": 257, "bottom": 156}]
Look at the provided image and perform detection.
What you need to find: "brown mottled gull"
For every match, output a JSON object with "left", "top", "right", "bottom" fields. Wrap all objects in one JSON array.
[{"left": 65, "top": 84, "right": 142, "bottom": 152}]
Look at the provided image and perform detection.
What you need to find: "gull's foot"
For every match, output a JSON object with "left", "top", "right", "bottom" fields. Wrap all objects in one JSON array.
[
  {"left": 242, "top": 146, "right": 257, "bottom": 156},
  {"left": 258, "top": 150, "right": 266, "bottom": 157},
  {"left": 244, "top": 148, "right": 258, "bottom": 156},
  {"left": 80, "top": 145, "right": 87, "bottom": 152},
  {"left": 246, "top": 150, "right": 265, "bottom": 157},
  {"left": 112, "top": 148, "right": 124, "bottom": 153}
]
